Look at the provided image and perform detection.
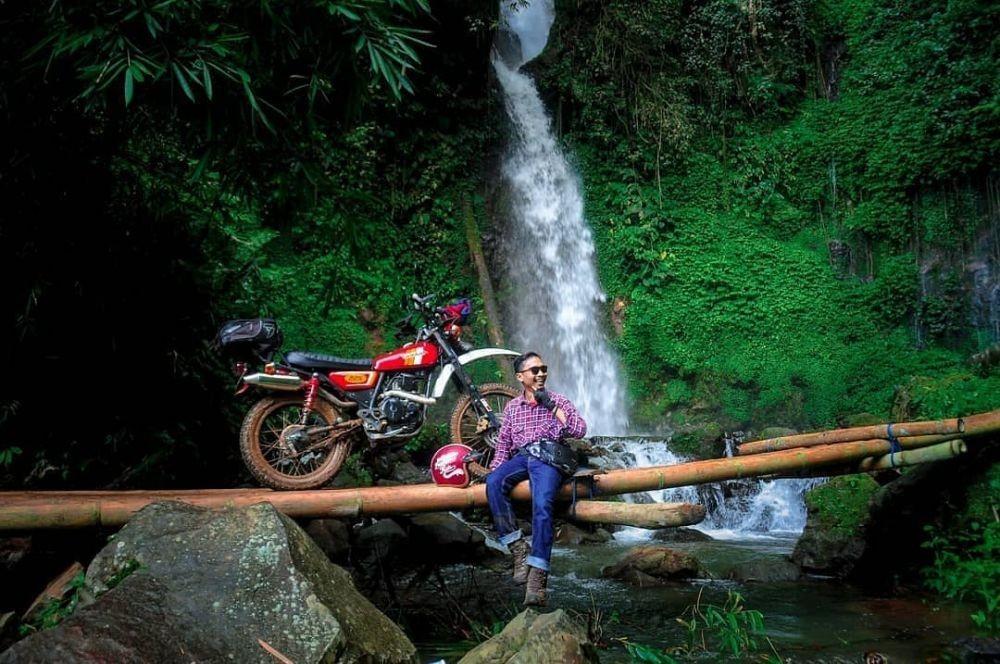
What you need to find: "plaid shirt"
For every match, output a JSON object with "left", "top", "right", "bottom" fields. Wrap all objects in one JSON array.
[{"left": 490, "top": 391, "right": 587, "bottom": 469}]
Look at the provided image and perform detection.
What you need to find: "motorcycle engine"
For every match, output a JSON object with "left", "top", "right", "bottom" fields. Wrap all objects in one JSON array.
[{"left": 378, "top": 373, "right": 425, "bottom": 425}]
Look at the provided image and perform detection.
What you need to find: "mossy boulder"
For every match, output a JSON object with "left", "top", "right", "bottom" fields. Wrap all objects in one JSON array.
[
  {"left": 726, "top": 557, "right": 801, "bottom": 583},
  {"left": 792, "top": 476, "right": 879, "bottom": 576},
  {"left": 1, "top": 501, "right": 416, "bottom": 663},
  {"left": 842, "top": 413, "right": 883, "bottom": 427},
  {"left": 755, "top": 426, "right": 798, "bottom": 441},
  {"left": 458, "top": 609, "right": 598, "bottom": 664},
  {"left": 553, "top": 522, "right": 612, "bottom": 545},
  {"left": 669, "top": 422, "right": 724, "bottom": 459},
  {"left": 602, "top": 545, "right": 706, "bottom": 586},
  {"left": 651, "top": 527, "right": 714, "bottom": 543}
]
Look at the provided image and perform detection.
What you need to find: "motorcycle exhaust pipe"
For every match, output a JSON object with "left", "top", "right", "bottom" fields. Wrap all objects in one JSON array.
[
  {"left": 242, "top": 373, "right": 303, "bottom": 391},
  {"left": 381, "top": 390, "right": 437, "bottom": 406},
  {"left": 319, "top": 388, "right": 358, "bottom": 410}
]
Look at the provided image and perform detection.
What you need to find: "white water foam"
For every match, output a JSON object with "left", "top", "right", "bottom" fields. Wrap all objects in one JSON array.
[{"left": 595, "top": 437, "right": 822, "bottom": 539}]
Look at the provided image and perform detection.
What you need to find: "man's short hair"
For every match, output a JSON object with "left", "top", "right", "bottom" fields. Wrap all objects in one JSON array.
[{"left": 514, "top": 351, "right": 541, "bottom": 373}]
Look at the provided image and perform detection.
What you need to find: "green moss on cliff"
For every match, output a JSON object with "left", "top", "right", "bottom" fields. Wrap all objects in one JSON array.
[{"left": 805, "top": 475, "right": 879, "bottom": 537}]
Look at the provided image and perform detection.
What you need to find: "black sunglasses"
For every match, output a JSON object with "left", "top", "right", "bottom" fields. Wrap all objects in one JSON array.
[{"left": 518, "top": 365, "right": 548, "bottom": 376}]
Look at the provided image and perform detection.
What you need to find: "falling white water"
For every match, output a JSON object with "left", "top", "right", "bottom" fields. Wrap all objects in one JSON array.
[
  {"left": 494, "top": 3, "right": 628, "bottom": 435},
  {"left": 595, "top": 437, "right": 824, "bottom": 539}
]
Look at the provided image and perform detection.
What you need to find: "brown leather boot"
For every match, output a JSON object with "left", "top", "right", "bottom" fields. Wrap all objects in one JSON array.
[
  {"left": 523, "top": 566, "right": 548, "bottom": 606},
  {"left": 509, "top": 539, "right": 530, "bottom": 584}
]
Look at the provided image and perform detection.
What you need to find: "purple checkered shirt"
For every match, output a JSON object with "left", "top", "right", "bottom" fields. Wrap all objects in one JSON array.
[{"left": 490, "top": 390, "right": 587, "bottom": 469}]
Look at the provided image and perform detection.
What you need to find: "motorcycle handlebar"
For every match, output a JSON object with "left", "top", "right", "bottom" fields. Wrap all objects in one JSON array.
[{"left": 411, "top": 293, "right": 437, "bottom": 311}]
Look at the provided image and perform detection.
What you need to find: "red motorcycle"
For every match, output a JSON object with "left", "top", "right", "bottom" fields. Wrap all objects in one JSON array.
[{"left": 216, "top": 294, "right": 519, "bottom": 490}]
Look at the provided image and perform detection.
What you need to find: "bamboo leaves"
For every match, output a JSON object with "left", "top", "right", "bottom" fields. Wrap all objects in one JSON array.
[{"left": 31, "top": 0, "right": 434, "bottom": 126}]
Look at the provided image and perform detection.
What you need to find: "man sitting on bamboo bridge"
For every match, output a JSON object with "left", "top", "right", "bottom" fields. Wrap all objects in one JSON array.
[{"left": 486, "top": 351, "right": 587, "bottom": 606}]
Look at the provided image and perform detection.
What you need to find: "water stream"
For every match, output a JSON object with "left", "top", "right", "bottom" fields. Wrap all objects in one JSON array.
[
  {"left": 493, "top": 3, "right": 627, "bottom": 436},
  {"left": 594, "top": 436, "right": 824, "bottom": 540}
]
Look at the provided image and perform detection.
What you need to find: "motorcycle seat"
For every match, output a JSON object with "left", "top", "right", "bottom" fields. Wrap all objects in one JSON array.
[{"left": 285, "top": 351, "right": 373, "bottom": 373}]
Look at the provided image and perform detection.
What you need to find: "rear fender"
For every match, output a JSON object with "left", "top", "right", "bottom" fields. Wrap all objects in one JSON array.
[
  {"left": 431, "top": 348, "right": 520, "bottom": 398},
  {"left": 241, "top": 373, "right": 304, "bottom": 391}
]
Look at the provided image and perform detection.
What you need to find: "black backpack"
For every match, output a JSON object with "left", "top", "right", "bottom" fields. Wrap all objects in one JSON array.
[{"left": 215, "top": 318, "right": 283, "bottom": 361}]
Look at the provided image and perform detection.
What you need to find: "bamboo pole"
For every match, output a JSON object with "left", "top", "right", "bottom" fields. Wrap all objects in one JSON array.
[
  {"left": 740, "top": 431, "right": 965, "bottom": 458},
  {"left": 0, "top": 488, "right": 703, "bottom": 531},
  {"left": 562, "top": 501, "right": 705, "bottom": 529},
  {"left": 856, "top": 439, "right": 967, "bottom": 471},
  {"left": 737, "top": 415, "right": 969, "bottom": 455},
  {"left": 770, "top": 439, "right": 968, "bottom": 479},
  {"left": 2, "top": 410, "right": 997, "bottom": 531}
]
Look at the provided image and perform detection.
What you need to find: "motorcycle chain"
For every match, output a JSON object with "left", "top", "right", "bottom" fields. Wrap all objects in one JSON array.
[{"left": 289, "top": 419, "right": 362, "bottom": 458}]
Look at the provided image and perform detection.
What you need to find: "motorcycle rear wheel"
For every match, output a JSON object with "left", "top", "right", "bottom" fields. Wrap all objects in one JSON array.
[
  {"left": 449, "top": 382, "right": 520, "bottom": 478},
  {"left": 240, "top": 395, "right": 352, "bottom": 490}
]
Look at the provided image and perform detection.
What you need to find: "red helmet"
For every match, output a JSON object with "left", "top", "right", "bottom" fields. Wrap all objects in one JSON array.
[{"left": 430, "top": 443, "right": 474, "bottom": 487}]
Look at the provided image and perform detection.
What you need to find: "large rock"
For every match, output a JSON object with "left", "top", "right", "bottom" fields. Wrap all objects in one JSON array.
[
  {"left": 393, "top": 513, "right": 503, "bottom": 567},
  {"left": 651, "top": 527, "right": 713, "bottom": 543},
  {"left": 389, "top": 460, "right": 427, "bottom": 484},
  {"left": 1, "top": 501, "right": 416, "bottom": 663},
  {"left": 554, "top": 523, "right": 612, "bottom": 545},
  {"left": 726, "top": 557, "right": 801, "bottom": 583},
  {"left": 669, "top": 422, "right": 724, "bottom": 459},
  {"left": 602, "top": 545, "right": 705, "bottom": 586},
  {"left": 458, "top": 609, "right": 598, "bottom": 664},
  {"left": 792, "top": 476, "right": 877, "bottom": 577},
  {"left": 305, "top": 518, "right": 353, "bottom": 564},
  {"left": 354, "top": 518, "right": 409, "bottom": 570}
]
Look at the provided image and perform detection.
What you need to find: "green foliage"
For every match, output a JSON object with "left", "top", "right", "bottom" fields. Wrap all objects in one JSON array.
[
  {"left": 804, "top": 475, "right": 878, "bottom": 537},
  {"left": 675, "top": 590, "right": 778, "bottom": 659},
  {"left": 404, "top": 422, "right": 448, "bottom": 454},
  {"left": 921, "top": 464, "right": 1000, "bottom": 633},
  {"left": 620, "top": 590, "right": 780, "bottom": 662},
  {"left": 623, "top": 640, "right": 680, "bottom": 663},
  {"left": 543, "top": 0, "right": 1000, "bottom": 429},
  {"left": 33, "top": 0, "right": 432, "bottom": 123},
  {"left": 18, "top": 571, "right": 87, "bottom": 636},
  {"left": 0, "top": 446, "right": 22, "bottom": 468}
]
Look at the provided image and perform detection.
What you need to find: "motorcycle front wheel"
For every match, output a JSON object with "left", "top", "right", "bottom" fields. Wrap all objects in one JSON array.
[
  {"left": 449, "top": 382, "right": 520, "bottom": 478},
  {"left": 240, "top": 395, "right": 352, "bottom": 490}
]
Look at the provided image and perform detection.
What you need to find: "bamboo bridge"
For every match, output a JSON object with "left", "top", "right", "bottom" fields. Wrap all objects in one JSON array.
[{"left": 1, "top": 409, "right": 997, "bottom": 532}]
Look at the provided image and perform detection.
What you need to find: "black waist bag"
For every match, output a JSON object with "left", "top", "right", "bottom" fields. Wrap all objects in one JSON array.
[{"left": 520, "top": 440, "right": 578, "bottom": 476}]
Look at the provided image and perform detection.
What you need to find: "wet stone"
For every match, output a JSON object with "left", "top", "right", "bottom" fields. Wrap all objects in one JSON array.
[{"left": 1, "top": 501, "right": 416, "bottom": 664}]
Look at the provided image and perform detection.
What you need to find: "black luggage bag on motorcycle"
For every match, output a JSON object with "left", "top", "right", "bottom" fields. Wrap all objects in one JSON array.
[{"left": 215, "top": 318, "right": 283, "bottom": 362}]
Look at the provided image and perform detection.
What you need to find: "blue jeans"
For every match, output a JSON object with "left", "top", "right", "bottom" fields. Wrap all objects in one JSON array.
[{"left": 485, "top": 452, "right": 564, "bottom": 572}]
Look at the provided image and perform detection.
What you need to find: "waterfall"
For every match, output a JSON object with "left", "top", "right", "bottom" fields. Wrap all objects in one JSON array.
[
  {"left": 494, "top": 2, "right": 628, "bottom": 435},
  {"left": 594, "top": 436, "right": 823, "bottom": 538}
]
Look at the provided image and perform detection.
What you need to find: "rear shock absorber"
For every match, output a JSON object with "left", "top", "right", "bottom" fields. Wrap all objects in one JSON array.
[{"left": 301, "top": 373, "right": 320, "bottom": 423}]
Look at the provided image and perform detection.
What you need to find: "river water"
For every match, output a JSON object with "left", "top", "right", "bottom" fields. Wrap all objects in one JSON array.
[{"left": 413, "top": 531, "right": 972, "bottom": 663}]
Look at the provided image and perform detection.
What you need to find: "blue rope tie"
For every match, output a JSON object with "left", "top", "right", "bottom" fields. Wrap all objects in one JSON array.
[{"left": 886, "top": 423, "right": 903, "bottom": 467}]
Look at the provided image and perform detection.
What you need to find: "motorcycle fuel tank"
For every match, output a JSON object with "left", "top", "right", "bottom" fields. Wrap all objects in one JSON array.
[{"left": 373, "top": 340, "right": 439, "bottom": 372}]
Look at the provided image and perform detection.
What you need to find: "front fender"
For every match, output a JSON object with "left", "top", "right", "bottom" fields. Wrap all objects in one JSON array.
[{"left": 432, "top": 348, "right": 520, "bottom": 398}]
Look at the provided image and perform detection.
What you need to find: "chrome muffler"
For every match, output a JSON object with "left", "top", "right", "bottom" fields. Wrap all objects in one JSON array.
[{"left": 242, "top": 373, "right": 303, "bottom": 391}]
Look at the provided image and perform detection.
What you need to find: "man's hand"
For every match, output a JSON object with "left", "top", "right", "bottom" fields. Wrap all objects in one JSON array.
[{"left": 533, "top": 388, "right": 556, "bottom": 412}]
